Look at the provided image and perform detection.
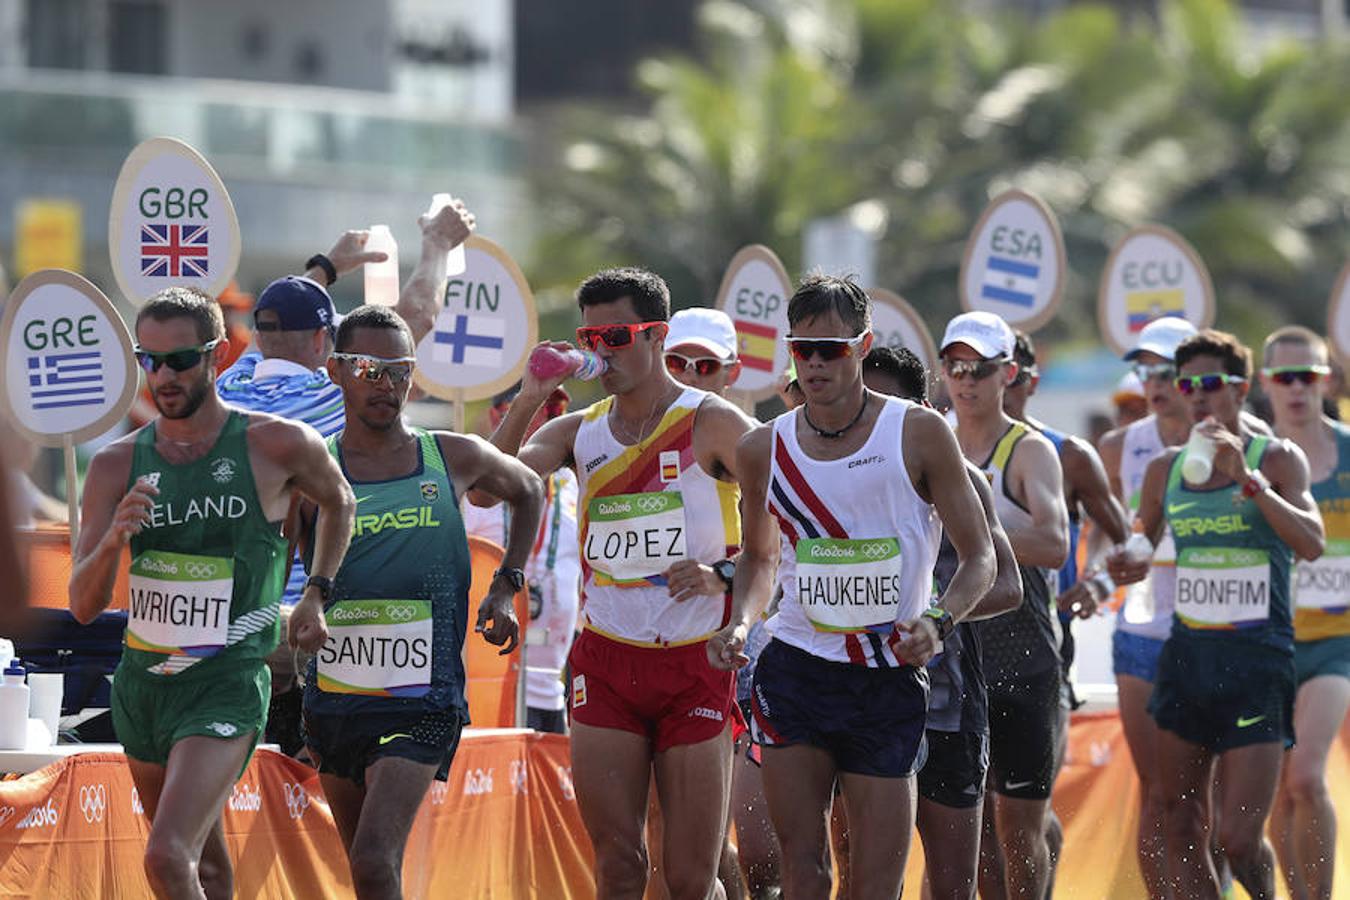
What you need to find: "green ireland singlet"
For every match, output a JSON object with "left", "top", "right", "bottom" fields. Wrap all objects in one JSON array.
[
  {"left": 1165, "top": 435, "right": 1294, "bottom": 651},
  {"left": 304, "top": 429, "right": 471, "bottom": 717},
  {"left": 124, "top": 411, "right": 289, "bottom": 677}
]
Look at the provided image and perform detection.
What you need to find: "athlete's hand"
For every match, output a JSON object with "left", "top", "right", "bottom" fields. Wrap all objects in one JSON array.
[
  {"left": 519, "top": 341, "right": 577, "bottom": 404},
  {"left": 1058, "top": 580, "right": 1099, "bottom": 620},
  {"left": 419, "top": 197, "right": 475, "bottom": 252},
  {"left": 706, "top": 622, "right": 750, "bottom": 671},
  {"left": 475, "top": 589, "right": 520, "bottom": 655},
  {"left": 323, "top": 229, "right": 388, "bottom": 278},
  {"left": 288, "top": 595, "right": 329, "bottom": 652},
  {"left": 1105, "top": 545, "right": 1149, "bottom": 586},
  {"left": 890, "top": 616, "right": 942, "bottom": 667},
  {"left": 665, "top": 560, "right": 724, "bottom": 602},
  {"left": 107, "top": 477, "right": 159, "bottom": 545},
  {"left": 1196, "top": 417, "right": 1247, "bottom": 482}
]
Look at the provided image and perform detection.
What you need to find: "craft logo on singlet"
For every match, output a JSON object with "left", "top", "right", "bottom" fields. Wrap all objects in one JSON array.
[
  {"left": 282, "top": 782, "right": 309, "bottom": 820},
  {"left": 848, "top": 455, "right": 885, "bottom": 469},
  {"left": 463, "top": 768, "right": 494, "bottom": 797},
  {"left": 79, "top": 784, "right": 107, "bottom": 823},
  {"left": 16, "top": 799, "right": 58, "bottom": 830},
  {"left": 228, "top": 782, "right": 261, "bottom": 812},
  {"left": 209, "top": 457, "right": 235, "bottom": 484}
]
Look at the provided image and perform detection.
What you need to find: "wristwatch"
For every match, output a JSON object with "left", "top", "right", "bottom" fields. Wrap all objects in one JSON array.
[
  {"left": 712, "top": 558, "right": 737, "bottom": 592},
  {"left": 303, "top": 575, "right": 333, "bottom": 603},
  {"left": 921, "top": 607, "right": 955, "bottom": 641},
  {"left": 305, "top": 254, "right": 337, "bottom": 286},
  {"left": 493, "top": 567, "right": 527, "bottom": 592}
]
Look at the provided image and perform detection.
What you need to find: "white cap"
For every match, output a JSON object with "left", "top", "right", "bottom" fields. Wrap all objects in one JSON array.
[
  {"left": 1113, "top": 371, "right": 1145, "bottom": 400},
  {"left": 665, "top": 307, "right": 738, "bottom": 360},
  {"left": 1123, "top": 317, "right": 1197, "bottom": 362},
  {"left": 940, "top": 311, "right": 1014, "bottom": 360}
]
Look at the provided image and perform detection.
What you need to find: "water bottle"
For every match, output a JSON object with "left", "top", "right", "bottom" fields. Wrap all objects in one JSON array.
[
  {"left": 363, "top": 225, "right": 400, "bottom": 306},
  {"left": 1181, "top": 424, "right": 1216, "bottom": 484},
  {"left": 0, "top": 661, "right": 30, "bottom": 750},
  {"left": 426, "top": 193, "right": 467, "bottom": 276},
  {"left": 528, "top": 345, "right": 608, "bottom": 382}
]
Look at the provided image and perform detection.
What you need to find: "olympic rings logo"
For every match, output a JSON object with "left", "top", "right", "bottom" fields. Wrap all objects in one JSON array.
[
  {"left": 860, "top": 543, "right": 891, "bottom": 559},
  {"left": 79, "top": 784, "right": 107, "bottom": 823},
  {"left": 635, "top": 496, "right": 667, "bottom": 513},
  {"left": 282, "top": 782, "right": 309, "bottom": 820},
  {"left": 387, "top": 604, "right": 416, "bottom": 622},
  {"left": 184, "top": 562, "right": 218, "bottom": 579}
]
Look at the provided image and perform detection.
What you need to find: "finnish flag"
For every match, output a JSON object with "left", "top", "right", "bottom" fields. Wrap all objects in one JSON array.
[
  {"left": 980, "top": 255, "right": 1040, "bottom": 309},
  {"left": 433, "top": 313, "right": 506, "bottom": 367}
]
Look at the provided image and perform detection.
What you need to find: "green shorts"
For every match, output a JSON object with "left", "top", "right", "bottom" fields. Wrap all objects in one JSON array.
[
  {"left": 111, "top": 659, "right": 269, "bottom": 773},
  {"left": 1295, "top": 636, "right": 1350, "bottom": 685}
]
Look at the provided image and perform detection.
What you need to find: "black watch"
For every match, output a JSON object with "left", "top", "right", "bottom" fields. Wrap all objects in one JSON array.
[
  {"left": 305, "top": 253, "right": 338, "bottom": 287},
  {"left": 493, "top": 567, "right": 526, "bottom": 592},
  {"left": 304, "top": 575, "right": 333, "bottom": 603},
  {"left": 712, "top": 558, "right": 736, "bottom": 592},
  {"left": 921, "top": 607, "right": 955, "bottom": 641}
]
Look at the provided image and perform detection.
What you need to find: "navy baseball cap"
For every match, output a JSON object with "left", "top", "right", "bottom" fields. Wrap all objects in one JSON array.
[{"left": 254, "top": 276, "right": 339, "bottom": 332}]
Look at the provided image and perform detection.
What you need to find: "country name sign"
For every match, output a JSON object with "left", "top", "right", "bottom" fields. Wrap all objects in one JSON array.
[{"left": 960, "top": 190, "right": 1066, "bottom": 332}]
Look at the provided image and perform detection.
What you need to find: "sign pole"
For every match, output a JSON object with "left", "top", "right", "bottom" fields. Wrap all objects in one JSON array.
[
  {"left": 63, "top": 435, "right": 79, "bottom": 549},
  {"left": 453, "top": 389, "right": 467, "bottom": 434}
]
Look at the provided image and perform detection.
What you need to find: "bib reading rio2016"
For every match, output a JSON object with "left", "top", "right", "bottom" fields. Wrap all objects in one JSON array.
[
  {"left": 127, "top": 549, "right": 233, "bottom": 657},
  {"left": 1176, "top": 547, "right": 1270, "bottom": 628},
  {"left": 317, "top": 599, "right": 432, "bottom": 697},
  {"left": 585, "top": 491, "right": 687, "bottom": 583},
  {"left": 796, "top": 537, "right": 905, "bottom": 633}
]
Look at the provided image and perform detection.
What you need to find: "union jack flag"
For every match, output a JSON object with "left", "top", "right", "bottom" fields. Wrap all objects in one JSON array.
[{"left": 141, "top": 223, "right": 209, "bottom": 278}]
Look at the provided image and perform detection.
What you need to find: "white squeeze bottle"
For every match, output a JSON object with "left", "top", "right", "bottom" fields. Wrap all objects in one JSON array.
[
  {"left": 1181, "top": 423, "right": 1216, "bottom": 484},
  {"left": 0, "top": 661, "right": 29, "bottom": 750},
  {"left": 363, "top": 225, "right": 400, "bottom": 306},
  {"left": 426, "top": 193, "right": 467, "bottom": 276}
]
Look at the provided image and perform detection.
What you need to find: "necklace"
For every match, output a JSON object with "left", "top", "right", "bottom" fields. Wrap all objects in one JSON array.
[
  {"left": 611, "top": 385, "right": 677, "bottom": 448},
  {"left": 803, "top": 392, "right": 869, "bottom": 440}
]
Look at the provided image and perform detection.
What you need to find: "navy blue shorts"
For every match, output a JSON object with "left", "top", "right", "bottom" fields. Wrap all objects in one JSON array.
[
  {"left": 750, "top": 639, "right": 928, "bottom": 778},
  {"left": 1148, "top": 637, "right": 1294, "bottom": 752},
  {"left": 304, "top": 705, "right": 463, "bottom": 787},
  {"left": 1113, "top": 629, "right": 1166, "bottom": 683}
]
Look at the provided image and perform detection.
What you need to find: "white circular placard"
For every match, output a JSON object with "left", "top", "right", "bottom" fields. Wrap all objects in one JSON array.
[
  {"left": 959, "top": 190, "right": 1066, "bottom": 332},
  {"left": 868, "top": 288, "right": 938, "bottom": 375},
  {"left": 1329, "top": 262, "right": 1350, "bottom": 366},
  {"left": 1097, "top": 225, "right": 1215, "bottom": 357},
  {"left": 715, "top": 245, "right": 793, "bottom": 402}
]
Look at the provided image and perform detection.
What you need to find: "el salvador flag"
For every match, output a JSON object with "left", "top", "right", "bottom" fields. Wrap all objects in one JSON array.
[{"left": 980, "top": 255, "right": 1039, "bottom": 309}]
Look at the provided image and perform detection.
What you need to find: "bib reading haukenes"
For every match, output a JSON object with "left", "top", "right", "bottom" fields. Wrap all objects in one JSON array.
[{"left": 125, "top": 412, "right": 288, "bottom": 677}]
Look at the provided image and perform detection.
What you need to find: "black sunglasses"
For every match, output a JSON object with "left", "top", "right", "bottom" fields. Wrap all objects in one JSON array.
[
  {"left": 134, "top": 339, "right": 221, "bottom": 373},
  {"left": 942, "top": 357, "right": 1004, "bottom": 380},
  {"left": 785, "top": 334, "right": 868, "bottom": 362}
]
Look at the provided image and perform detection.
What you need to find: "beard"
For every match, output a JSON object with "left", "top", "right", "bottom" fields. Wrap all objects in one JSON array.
[{"left": 153, "top": 370, "right": 211, "bottom": 420}]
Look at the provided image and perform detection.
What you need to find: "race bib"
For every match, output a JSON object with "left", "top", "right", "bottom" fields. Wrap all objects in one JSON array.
[
  {"left": 127, "top": 550, "right": 233, "bottom": 657},
  {"left": 1175, "top": 547, "right": 1270, "bottom": 628},
  {"left": 795, "top": 537, "right": 904, "bottom": 633},
  {"left": 1295, "top": 539, "right": 1350, "bottom": 613},
  {"left": 584, "top": 491, "right": 686, "bottom": 583},
  {"left": 316, "top": 599, "right": 432, "bottom": 697}
]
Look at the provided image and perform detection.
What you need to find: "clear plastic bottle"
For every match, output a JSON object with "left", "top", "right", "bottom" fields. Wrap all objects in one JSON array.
[
  {"left": 0, "top": 661, "right": 29, "bottom": 750},
  {"left": 426, "top": 194, "right": 467, "bottom": 276},
  {"left": 363, "top": 225, "right": 400, "bottom": 306},
  {"left": 528, "top": 345, "right": 608, "bottom": 381},
  {"left": 1181, "top": 423, "right": 1216, "bottom": 484},
  {"left": 1121, "top": 521, "right": 1156, "bottom": 624}
]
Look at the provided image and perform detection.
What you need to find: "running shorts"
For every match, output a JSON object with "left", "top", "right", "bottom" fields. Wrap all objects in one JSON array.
[
  {"left": 987, "top": 667, "right": 1061, "bottom": 800},
  {"left": 112, "top": 660, "right": 269, "bottom": 773},
  {"left": 567, "top": 629, "right": 737, "bottom": 753},
  {"left": 1113, "top": 630, "right": 1166, "bottom": 683},
  {"left": 1149, "top": 637, "right": 1295, "bottom": 752},
  {"left": 304, "top": 705, "right": 463, "bottom": 786},
  {"left": 918, "top": 728, "right": 989, "bottom": 809},
  {"left": 1294, "top": 636, "right": 1350, "bottom": 686},
  {"left": 751, "top": 639, "right": 928, "bottom": 778}
]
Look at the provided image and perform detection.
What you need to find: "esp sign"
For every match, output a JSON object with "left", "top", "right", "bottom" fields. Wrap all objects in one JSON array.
[
  {"left": 960, "top": 190, "right": 1066, "bottom": 331},
  {"left": 412, "top": 235, "right": 538, "bottom": 402},
  {"left": 868, "top": 288, "right": 938, "bottom": 376},
  {"left": 714, "top": 245, "right": 793, "bottom": 402},
  {"left": 108, "top": 137, "right": 242, "bottom": 306},
  {"left": 1097, "top": 225, "right": 1214, "bottom": 357},
  {"left": 0, "top": 270, "right": 138, "bottom": 447},
  {"left": 1329, "top": 262, "right": 1350, "bottom": 366}
]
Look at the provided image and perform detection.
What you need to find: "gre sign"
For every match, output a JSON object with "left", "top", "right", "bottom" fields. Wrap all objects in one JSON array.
[
  {"left": 0, "top": 270, "right": 138, "bottom": 446},
  {"left": 109, "top": 137, "right": 242, "bottom": 305},
  {"left": 959, "top": 190, "right": 1066, "bottom": 332}
]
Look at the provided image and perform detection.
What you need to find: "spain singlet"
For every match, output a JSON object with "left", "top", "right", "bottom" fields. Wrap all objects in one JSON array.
[
  {"left": 124, "top": 411, "right": 288, "bottom": 677},
  {"left": 573, "top": 388, "right": 741, "bottom": 646},
  {"left": 305, "top": 429, "right": 470, "bottom": 716},
  {"left": 765, "top": 397, "right": 940, "bottom": 667},
  {"left": 1294, "top": 421, "right": 1350, "bottom": 641},
  {"left": 973, "top": 422, "right": 1061, "bottom": 685},
  {"left": 1165, "top": 435, "right": 1294, "bottom": 651},
  {"left": 1117, "top": 415, "right": 1176, "bottom": 640}
]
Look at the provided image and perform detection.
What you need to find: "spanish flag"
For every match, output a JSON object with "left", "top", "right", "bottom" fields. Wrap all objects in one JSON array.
[
  {"left": 734, "top": 320, "right": 777, "bottom": 372},
  {"left": 1126, "top": 289, "right": 1185, "bottom": 332}
]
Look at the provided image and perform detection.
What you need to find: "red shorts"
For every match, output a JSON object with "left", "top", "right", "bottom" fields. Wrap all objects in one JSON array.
[{"left": 568, "top": 629, "right": 741, "bottom": 752}]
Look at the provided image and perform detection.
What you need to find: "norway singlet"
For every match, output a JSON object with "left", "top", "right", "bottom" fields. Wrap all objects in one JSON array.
[
  {"left": 573, "top": 388, "right": 741, "bottom": 645},
  {"left": 765, "top": 397, "right": 940, "bottom": 667},
  {"left": 305, "top": 429, "right": 470, "bottom": 716},
  {"left": 124, "top": 411, "right": 288, "bottom": 677},
  {"left": 1294, "top": 421, "right": 1350, "bottom": 641},
  {"left": 1118, "top": 415, "right": 1176, "bottom": 640}
]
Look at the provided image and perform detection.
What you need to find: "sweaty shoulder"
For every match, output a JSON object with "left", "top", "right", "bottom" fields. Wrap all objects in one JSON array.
[
  {"left": 899, "top": 403, "right": 951, "bottom": 443},
  {"left": 244, "top": 410, "right": 324, "bottom": 459},
  {"left": 86, "top": 428, "right": 141, "bottom": 482},
  {"left": 694, "top": 392, "right": 756, "bottom": 435}
]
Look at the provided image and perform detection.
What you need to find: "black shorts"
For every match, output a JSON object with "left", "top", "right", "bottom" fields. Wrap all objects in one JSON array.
[
  {"left": 303, "top": 705, "right": 464, "bottom": 787},
  {"left": 987, "top": 667, "right": 1061, "bottom": 800},
  {"left": 751, "top": 639, "right": 928, "bottom": 778},
  {"left": 918, "top": 729, "right": 989, "bottom": 809},
  {"left": 1149, "top": 637, "right": 1295, "bottom": 752}
]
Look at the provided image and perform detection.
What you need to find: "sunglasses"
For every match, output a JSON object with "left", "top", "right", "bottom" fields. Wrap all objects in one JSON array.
[
  {"left": 575, "top": 322, "right": 665, "bottom": 351},
  {"left": 942, "top": 357, "right": 1005, "bottom": 380},
  {"left": 1262, "top": 365, "right": 1330, "bottom": 387},
  {"left": 1174, "top": 373, "right": 1246, "bottom": 395},
  {"left": 134, "top": 339, "right": 221, "bottom": 373},
  {"left": 332, "top": 352, "right": 416, "bottom": 384},
  {"left": 665, "top": 353, "right": 727, "bottom": 377},
  {"left": 1133, "top": 362, "right": 1176, "bottom": 384},
  {"left": 785, "top": 334, "right": 869, "bottom": 362},
  {"left": 1011, "top": 363, "right": 1039, "bottom": 387}
]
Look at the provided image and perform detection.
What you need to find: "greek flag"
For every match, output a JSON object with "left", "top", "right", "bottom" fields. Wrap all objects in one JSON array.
[
  {"left": 980, "top": 255, "right": 1040, "bottom": 308},
  {"left": 28, "top": 351, "right": 104, "bottom": 410}
]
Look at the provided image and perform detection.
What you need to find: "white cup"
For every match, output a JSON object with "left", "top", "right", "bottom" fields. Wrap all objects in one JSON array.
[
  {"left": 27, "top": 674, "right": 62, "bottom": 745},
  {"left": 1181, "top": 424, "right": 1216, "bottom": 484}
]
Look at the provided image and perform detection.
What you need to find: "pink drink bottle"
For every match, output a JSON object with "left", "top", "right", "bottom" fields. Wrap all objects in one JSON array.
[{"left": 528, "top": 345, "right": 608, "bottom": 381}]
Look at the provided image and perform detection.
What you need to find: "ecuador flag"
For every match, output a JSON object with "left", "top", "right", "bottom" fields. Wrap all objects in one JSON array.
[
  {"left": 1126, "top": 289, "right": 1185, "bottom": 332},
  {"left": 734, "top": 320, "right": 777, "bottom": 372}
]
